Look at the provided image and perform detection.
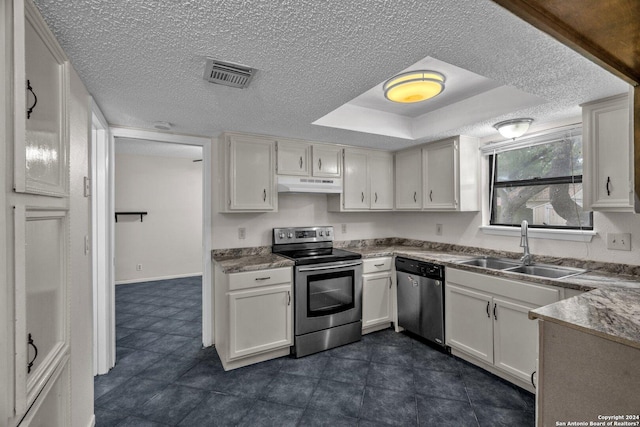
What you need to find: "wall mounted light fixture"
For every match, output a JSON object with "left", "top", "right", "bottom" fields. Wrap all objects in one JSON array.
[
  {"left": 493, "top": 118, "right": 533, "bottom": 139},
  {"left": 383, "top": 70, "right": 446, "bottom": 103}
]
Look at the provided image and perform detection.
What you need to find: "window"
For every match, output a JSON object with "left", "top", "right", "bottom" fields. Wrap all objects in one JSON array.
[{"left": 488, "top": 131, "right": 593, "bottom": 230}]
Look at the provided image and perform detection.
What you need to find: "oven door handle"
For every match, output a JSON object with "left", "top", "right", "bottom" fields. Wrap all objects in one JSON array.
[{"left": 298, "top": 261, "right": 362, "bottom": 272}]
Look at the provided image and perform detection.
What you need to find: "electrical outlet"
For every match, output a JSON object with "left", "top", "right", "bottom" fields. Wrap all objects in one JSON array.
[
  {"left": 341, "top": 224, "right": 347, "bottom": 234},
  {"left": 136, "top": 264, "right": 142, "bottom": 271},
  {"left": 607, "top": 233, "right": 631, "bottom": 251},
  {"left": 238, "top": 227, "right": 246, "bottom": 239},
  {"left": 436, "top": 224, "right": 443, "bottom": 236}
]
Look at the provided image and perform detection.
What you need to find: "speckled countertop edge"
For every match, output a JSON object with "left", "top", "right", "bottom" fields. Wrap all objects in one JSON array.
[{"left": 529, "top": 287, "right": 640, "bottom": 350}]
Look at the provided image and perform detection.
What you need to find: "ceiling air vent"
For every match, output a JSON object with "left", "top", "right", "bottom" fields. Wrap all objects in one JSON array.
[{"left": 203, "top": 59, "right": 255, "bottom": 89}]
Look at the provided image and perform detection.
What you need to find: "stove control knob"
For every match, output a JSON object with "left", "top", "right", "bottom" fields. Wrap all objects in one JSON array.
[
  {"left": 326, "top": 229, "right": 331, "bottom": 236},
  {"left": 278, "top": 232, "right": 285, "bottom": 239},
  {"left": 319, "top": 231, "right": 324, "bottom": 237},
  {"left": 288, "top": 232, "right": 293, "bottom": 238}
]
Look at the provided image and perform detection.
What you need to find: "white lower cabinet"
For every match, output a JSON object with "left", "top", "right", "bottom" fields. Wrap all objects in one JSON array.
[
  {"left": 446, "top": 268, "right": 560, "bottom": 390},
  {"left": 362, "top": 257, "right": 393, "bottom": 333},
  {"left": 214, "top": 266, "right": 293, "bottom": 370},
  {"left": 18, "top": 358, "right": 70, "bottom": 427}
]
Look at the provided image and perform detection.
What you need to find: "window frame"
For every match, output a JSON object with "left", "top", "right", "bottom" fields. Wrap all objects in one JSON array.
[{"left": 488, "top": 144, "right": 593, "bottom": 231}]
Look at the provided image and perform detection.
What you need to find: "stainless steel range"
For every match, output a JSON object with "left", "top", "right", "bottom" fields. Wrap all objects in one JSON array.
[{"left": 272, "top": 226, "right": 363, "bottom": 358}]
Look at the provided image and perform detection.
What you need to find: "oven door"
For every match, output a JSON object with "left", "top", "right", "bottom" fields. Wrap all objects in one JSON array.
[{"left": 295, "top": 260, "right": 363, "bottom": 335}]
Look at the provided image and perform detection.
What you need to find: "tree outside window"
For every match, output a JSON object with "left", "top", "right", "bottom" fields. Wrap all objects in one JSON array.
[{"left": 489, "top": 134, "right": 593, "bottom": 229}]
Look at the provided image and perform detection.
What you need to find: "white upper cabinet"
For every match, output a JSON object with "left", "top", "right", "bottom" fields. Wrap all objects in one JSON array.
[
  {"left": 332, "top": 148, "right": 393, "bottom": 211},
  {"left": 276, "top": 140, "right": 310, "bottom": 176},
  {"left": 395, "top": 148, "right": 422, "bottom": 210},
  {"left": 222, "top": 133, "right": 277, "bottom": 212},
  {"left": 582, "top": 93, "right": 634, "bottom": 212},
  {"left": 369, "top": 152, "right": 394, "bottom": 210},
  {"left": 312, "top": 145, "right": 342, "bottom": 177},
  {"left": 343, "top": 149, "right": 370, "bottom": 209},
  {"left": 423, "top": 136, "right": 479, "bottom": 212}
]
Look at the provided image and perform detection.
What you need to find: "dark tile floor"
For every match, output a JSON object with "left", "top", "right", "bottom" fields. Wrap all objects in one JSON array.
[{"left": 95, "top": 277, "right": 535, "bottom": 426}]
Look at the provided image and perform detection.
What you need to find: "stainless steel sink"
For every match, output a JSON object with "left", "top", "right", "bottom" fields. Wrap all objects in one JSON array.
[
  {"left": 504, "top": 264, "right": 587, "bottom": 279},
  {"left": 456, "top": 257, "right": 521, "bottom": 270}
]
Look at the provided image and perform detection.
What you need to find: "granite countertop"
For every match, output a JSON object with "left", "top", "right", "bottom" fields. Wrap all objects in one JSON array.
[
  {"left": 212, "top": 239, "right": 640, "bottom": 349},
  {"left": 529, "top": 287, "right": 640, "bottom": 350}
]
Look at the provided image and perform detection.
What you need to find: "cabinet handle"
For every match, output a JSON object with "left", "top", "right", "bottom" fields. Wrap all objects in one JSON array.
[
  {"left": 263, "top": 189, "right": 266, "bottom": 202},
  {"left": 493, "top": 303, "right": 497, "bottom": 320},
  {"left": 486, "top": 301, "right": 490, "bottom": 318},
  {"left": 287, "top": 291, "right": 291, "bottom": 305},
  {"left": 27, "top": 333, "right": 38, "bottom": 374},
  {"left": 255, "top": 276, "right": 271, "bottom": 281},
  {"left": 299, "top": 156, "right": 303, "bottom": 169},
  {"left": 531, "top": 370, "right": 537, "bottom": 389},
  {"left": 318, "top": 158, "right": 322, "bottom": 170},
  {"left": 389, "top": 277, "right": 392, "bottom": 288},
  {"left": 361, "top": 192, "right": 364, "bottom": 203},
  {"left": 413, "top": 191, "right": 417, "bottom": 203},
  {"left": 374, "top": 263, "right": 385, "bottom": 267},
  {"left": 606, "top": 176, "right": 611, "bottom": 196},
  {"left": 374, "top": 192, "right": 378, "bottom": 203},
  {"left": 26, "top": 80, "right": 38, "bottom": 120},
  {"left": 429, "top": 190, "right": 433, "bottom": 202}
]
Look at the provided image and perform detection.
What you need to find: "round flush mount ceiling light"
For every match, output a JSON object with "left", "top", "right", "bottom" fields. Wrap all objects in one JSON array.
[
  {"left": 153, "top": 121, "right": 172, "bottom": 131},
  {"left": 383, "top": 70, "right": 446, "bottom": 103},
  {"left": 493, "top": 118, "right": 534, "bottom": 139}
]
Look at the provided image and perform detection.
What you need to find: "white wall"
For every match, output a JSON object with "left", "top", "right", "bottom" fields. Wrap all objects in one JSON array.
[
  {"left": 115, "top": 153, "right": 202, "bottom": 282},
  {"left": 211, "top": 137, "right": 640, "bottom": 266}
]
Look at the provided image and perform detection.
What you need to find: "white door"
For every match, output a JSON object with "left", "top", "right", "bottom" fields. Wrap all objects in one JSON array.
[
  {"left": 343, "top": 150, "right": 369, "bottom": 209},
  {"left": 362, "top": 273, "right": 392, "bottom": 328},
  {"left": 395, "top": 148, "right": 422, "bottom": 209},
  {"left": 312, "top": 145, "right": 341, "bottom": 177},
  {"left": 277, "top": 140, "right": 310, "bottom": 176},
  {"left": 229, "top": 135, "right": 275, "bottom": 210},
  {"left": 369, "top": 153, "right": 394, "bottom": 210},
  {"left": 228, "top": 284, "right": 292, "bottom": 359},
  {"left": 493, "top": 297, "right": 538, "bottom": 384},
  {"left": 424, "top": 140, "right": 457, "bottom": 210},
  {"left": 445, "top": 284, "right": 493, "bottom": 363}
]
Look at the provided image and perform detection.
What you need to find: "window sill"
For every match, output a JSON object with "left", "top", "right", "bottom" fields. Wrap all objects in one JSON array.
[{"left": 479, "top": 226, "right": 596, "bottom": 242}]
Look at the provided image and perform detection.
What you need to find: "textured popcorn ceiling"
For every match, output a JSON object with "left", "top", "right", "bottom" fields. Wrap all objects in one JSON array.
[{"left": 33, "top": 0, "right": 630, "bottom": 150}]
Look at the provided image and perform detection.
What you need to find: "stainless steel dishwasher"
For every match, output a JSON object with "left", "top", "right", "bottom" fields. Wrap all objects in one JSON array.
[{"left": 396, "top": 257, "right": 445, "bottom": 347}]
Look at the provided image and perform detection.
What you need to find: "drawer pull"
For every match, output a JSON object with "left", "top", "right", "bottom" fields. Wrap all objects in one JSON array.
[
  {"left": 27, "top": 333, "right": 38, "bottom": 374},
  {"left": 26, "top": 80, "right": 38, "bottom": 119},
  {"left": 374, "top": 263, "right": 385, "bottom": 267},
  {"left": 255, "top": 276, "right": 271, "bottom": 281},
  {"left": 413, "top": 191, "right": 417, "bottom": 203}
]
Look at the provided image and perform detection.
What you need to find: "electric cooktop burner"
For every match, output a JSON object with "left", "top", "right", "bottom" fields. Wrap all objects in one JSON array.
[{"left": 272, "top": 226, "right": 361, "bottom": 266}]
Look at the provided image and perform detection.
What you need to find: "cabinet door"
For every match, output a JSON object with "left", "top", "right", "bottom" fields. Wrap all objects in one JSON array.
[
  {"left": 16, "top": 6, "right": 69, "bottom": 197},
  {"left": 228, "top": 135, "right": 275, "bottom": 210},
  {"left": 493, "top": 297, "right": 538, "bottom": 384},
  {"left": 584, "top": 95, "right": 632, "bottom": 210},
  {"left": 343, "top": 149, "right": 369, "bottom": 209},
  {"left": 445, "top": 284, "right": 493, "bottom": 364},
  {"left": 18, "top": 357, "right": 70, "bottom": 427},
  {"left": 312, "top": 145, "right": 341, "bottom": 177},
  {"left": 395, "top": 148, "right": 422, "bottom": 209},
  {"left": 369, "top": 153, "right": 394, "bottom": 210},
  {"left": 228, "top": 284, "right": 292, "bottom": 359},
  {"left": 362, "top": 273, "right": 392, "bottom": 328},
  {"left": 277, "top": 140, "right": 310, "bottom": 176},
  {"left": 14, "top": 207, "right": 69, "bottom": 415},
  {"left": 423, "top": 140, "right": 458, "bottom": 210}
]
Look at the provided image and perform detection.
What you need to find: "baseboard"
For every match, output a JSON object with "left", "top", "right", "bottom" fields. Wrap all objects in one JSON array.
[{"left": 115, "top": 272, "right": 202, "bottom": 285}]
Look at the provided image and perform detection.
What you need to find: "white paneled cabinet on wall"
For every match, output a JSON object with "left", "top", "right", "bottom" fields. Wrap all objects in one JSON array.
[
  {"left": 582, "top": 93, "right": 634, "bottom": 212},
  {"left": 2, "top": 0, "right": 93, "bottom": 426}
]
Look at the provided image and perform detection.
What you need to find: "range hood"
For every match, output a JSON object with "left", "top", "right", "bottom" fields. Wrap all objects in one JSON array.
[{"left": 277, "top": 176, "right": 342, "bottom": 193}]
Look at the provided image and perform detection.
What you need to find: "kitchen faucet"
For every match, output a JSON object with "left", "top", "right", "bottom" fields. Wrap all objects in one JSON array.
[{"left": 520, "top": 220, "right": 533, "bottom": 266}]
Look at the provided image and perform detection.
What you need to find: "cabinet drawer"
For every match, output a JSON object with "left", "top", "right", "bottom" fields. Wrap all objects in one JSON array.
[
  {"left": 363, "top": 257, "right": 392, "bottom": 273},
  {"left": 228, "top": 267, "right": 292, "bottom": 291}
]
